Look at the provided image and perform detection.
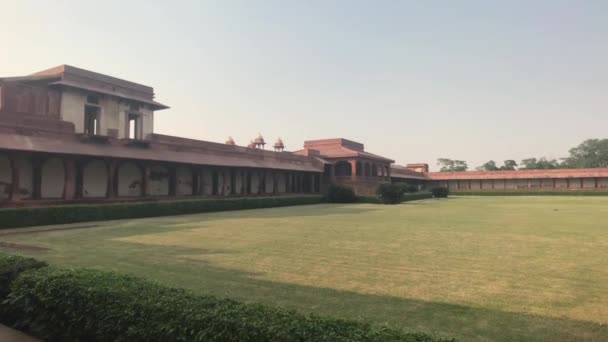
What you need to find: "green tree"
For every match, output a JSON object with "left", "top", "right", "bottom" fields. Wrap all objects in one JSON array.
[
  {"left": 562, "top": 139, "right": 608, "bottom": 168},
  {"left": 478, "top": 160, "right": 499, "bottom": 171},
  {"left": 501, "top": 160, "right": 518, "bottom": 170},
  {"left": 437, "top": 158, "right": 468, "bottom": 172},
  {"left": 520, "top": 157, "right": 560, "bottom": 170}
]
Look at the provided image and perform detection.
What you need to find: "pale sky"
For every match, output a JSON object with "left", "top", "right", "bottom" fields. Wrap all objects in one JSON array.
[{"left": 1, "top": 1, "right": 606, "bottom": 170}]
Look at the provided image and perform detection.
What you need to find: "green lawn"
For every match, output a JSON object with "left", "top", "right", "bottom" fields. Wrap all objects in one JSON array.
[{"left": 2, "top": 196, "right": 608, "bottom": 341}]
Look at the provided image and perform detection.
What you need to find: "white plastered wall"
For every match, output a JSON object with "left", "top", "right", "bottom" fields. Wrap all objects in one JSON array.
[
  {"left": 148, "top": 164, "right": 170, "bottom": 196},
  {"left": 41, "top": 158, "right": 65, "bottom": 199},
  {"left": 61, "top": 90, "right": 86, "bottom": 133},
  {"left": 118, "top": 162, "right": 143, "bottom": 197},
  {"left": 201, "top": 169, "right": 212, "bottom": 195},
  {"left": 250, "top": 173, "right": 260, "bottom": 194},
  {"left": 176, "top": 165, "right": 193, "bottom": 196},
  {"left": 83, "top": 160, "right": 108, "bottom": 198},
  {"left": 277, "top": 173, "right": 286, "bottom": 193},
  {"left": 265, "top": 172, "right": 274, "bottom": 193}
]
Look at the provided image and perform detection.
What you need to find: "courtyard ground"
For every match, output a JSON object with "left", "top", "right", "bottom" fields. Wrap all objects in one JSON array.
[{"left": 2, "top": 196, "right": 608, "bottom": 341}]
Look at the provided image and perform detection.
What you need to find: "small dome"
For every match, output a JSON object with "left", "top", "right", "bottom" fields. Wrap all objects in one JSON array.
[
  {"left": 273, "top": 137, "right": 285, "bottom": 149},
  {"left": 254, "top": 133, "right": 265, "bottom": 145},
  {"left": 225, "top": 136, "right": 235, "bottom": 145},
  {"left": 247, "top": 140, "right": 256, "bottom": 148}
]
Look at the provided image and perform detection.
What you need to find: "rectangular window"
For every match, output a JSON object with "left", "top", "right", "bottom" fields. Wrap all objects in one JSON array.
[
  {"left": 127, "top": 112, "right": 141, "bottom": 140},
  {"left": 84, "top": 105, "right": 99, "bottom": 135}
]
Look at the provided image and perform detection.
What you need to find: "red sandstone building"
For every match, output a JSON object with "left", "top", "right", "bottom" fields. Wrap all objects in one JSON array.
[{"left": 0, "top": 65, "right": 607, "bottom": 207}]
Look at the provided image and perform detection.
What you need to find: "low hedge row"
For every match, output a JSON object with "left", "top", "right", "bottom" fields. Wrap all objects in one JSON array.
[
  {"left": 358, "top": 192, "right": 433, "bottom": 204},
  {"left": 0, "top": 196, "right": 324, "bottom": 229},
  {"left": 0, "top": 256, "right": 449, "bottom": 342},
  {"left": 402, "top": 192, "right": 434, "bottom": 201},
  {"left": 452, "top": 190, "right": 608, "bottom": 196}
]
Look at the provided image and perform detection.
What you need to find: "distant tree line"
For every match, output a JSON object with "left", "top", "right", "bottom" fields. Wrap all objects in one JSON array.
[{"left": 437, "top": 139, "right": 608, "bottom": 172}]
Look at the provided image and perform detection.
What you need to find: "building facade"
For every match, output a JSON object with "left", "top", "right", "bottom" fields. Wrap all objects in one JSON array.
[{"left": 1, "top": 65, "right": 607, "bottom": 208}]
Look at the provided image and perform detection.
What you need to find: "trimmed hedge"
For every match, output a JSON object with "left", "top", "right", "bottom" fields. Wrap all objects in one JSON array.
[
  {"left": 431, "top": 187, "right": 449, "bottom": 198},
  {"left": 402, "top": 192, "right": 433, "bottom": 202},
  {"left": 0, "top": 196, "right": 324, "bottom": 229},
  {"left": 377, "top": 184, "right": 403, "bottom": 204},
  {"left": 357, "top": 192, "right": 432, "bottom": 204},
  {"left": 5, "top": 267, "right": 449, "bottom": 342},
  {"left": 327, "top": 184, "right": 358, "bottom": 203},
  {"left": 452, "top": 190, "right": 608, "bottom": 196}
]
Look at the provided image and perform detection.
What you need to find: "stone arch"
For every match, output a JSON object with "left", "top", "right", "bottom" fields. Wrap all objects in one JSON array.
[
  {"left": 148, "top": 164, "right": 170, "bottom": 196},
  {"left": 176, "top": 165, "right": 194, "bottom": 196},
  {"left": 356, "top": 161, "right": 362, "bottom": 176},
  {"left": 82, "top": 159, "right": 108, "bottom": 198},
  {"left": 41, "top": 157, "right": 65, "bottom": 199},
  {"left": 364, "top": 163, "right": 371, "bottom": 177},
  {"left": 371, "top": 163, "right": 378, "bottom": 177},
  {"left": 0, "top": 154, "right": 12, "bottom": 200},
  {"left": 335, "top": 161, "right": 352, "bottom": 176},
  {"left": 117, "top": 161, "right": 143, "bottom": 197}
]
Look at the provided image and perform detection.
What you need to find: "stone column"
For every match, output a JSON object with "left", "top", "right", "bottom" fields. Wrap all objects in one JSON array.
[
  {"left": 31, "top": 157, "right": 43, "bottom": 200},
  {"left": 9, "top": 154, "right": 24, "bottom": 202},
  {"left": 106, "top": 159, "right": 118, "bottom": 198},
  {"left": 221, "top": 169, "right": 227, "bottom": 196},
  {"left": 63, "top": 158, "right": 77, "bottom": 200},
  {"left": 192, "top": 167, "right": 201, "bottom": 196},
  {"left": 310, "top": 173, "right": 316, "bottom": 193},
  {"left": 168, "top": 165, "right": 177, "bottom": 196},
  {"left": 350, "top": 160, "right": 357, "bottom": 180},
  {"left": 273, "top": 172, "right": 278, "bottom": 194},
  {"left": 258, "top": 170, "right": 264, "bottom": 194},
  {"left": 298, "top": 173, "right": 304, "bottom": 193},
  {"left": 142, "top": 163, "right": 151, "bottom": 197}
]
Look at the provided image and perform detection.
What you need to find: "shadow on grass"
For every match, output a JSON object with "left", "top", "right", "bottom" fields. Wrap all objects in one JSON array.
[{"left": 71, "top": 241, "right": 605, "bottom": 342}]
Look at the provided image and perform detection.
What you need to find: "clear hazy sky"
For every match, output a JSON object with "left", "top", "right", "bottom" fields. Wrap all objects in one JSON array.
[{"left": 1, "top": 1, "right": 606, "bottom": 170}]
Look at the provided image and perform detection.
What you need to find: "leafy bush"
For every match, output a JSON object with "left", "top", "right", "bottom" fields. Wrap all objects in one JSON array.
[
  {"left": 431, "top": 187, "right": 449, "bottom": 198},
  {"left": 397, "top": 183, "right": 419, "bottom": 194},
  {"left": 377, "top": 184, "right": 403, "bottom": 204},
  {"left": 6, "top": 267, "right": 449, "bottom": 342},
  {"left": 326, "top": 185, "right": 357, "bottom": 203},
  {"left": 0, "top": 254, "right": 47, "bottom": 299},
  {"left": 0, "top": 254, "right": 48, "bottom": 325},
  {"left": 0, "top": 196, "right": 324, "bottom": 229}
]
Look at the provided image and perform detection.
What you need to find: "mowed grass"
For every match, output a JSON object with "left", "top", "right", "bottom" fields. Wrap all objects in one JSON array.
[{"left": 3, "top": 196, "right": 608, "bottom": 341}]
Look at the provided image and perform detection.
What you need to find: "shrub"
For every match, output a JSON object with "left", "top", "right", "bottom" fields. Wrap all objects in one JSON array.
[
  {"left": 0, "top": 254, "right": 47, "bottom": 299},
  {"left": 0, "top": 196, "right": 324, "bottom": 229},
  {"left": 397, "top": 183, "right": 419, "bottom": 194},
  {"left": 431, "top": 187, "right": 449, "bottom": 198},
  {"left": 6, "top": 267, "right": 449, "bottom": 342},
  {"left": 376, "top": 184, "right": 403, "bottom": 204},
  {"left": 0, "top": 254, "right": 48, "bottom": 324},
  {"left": 326, "top": 185, "right": 357, "bottom": 203}
]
